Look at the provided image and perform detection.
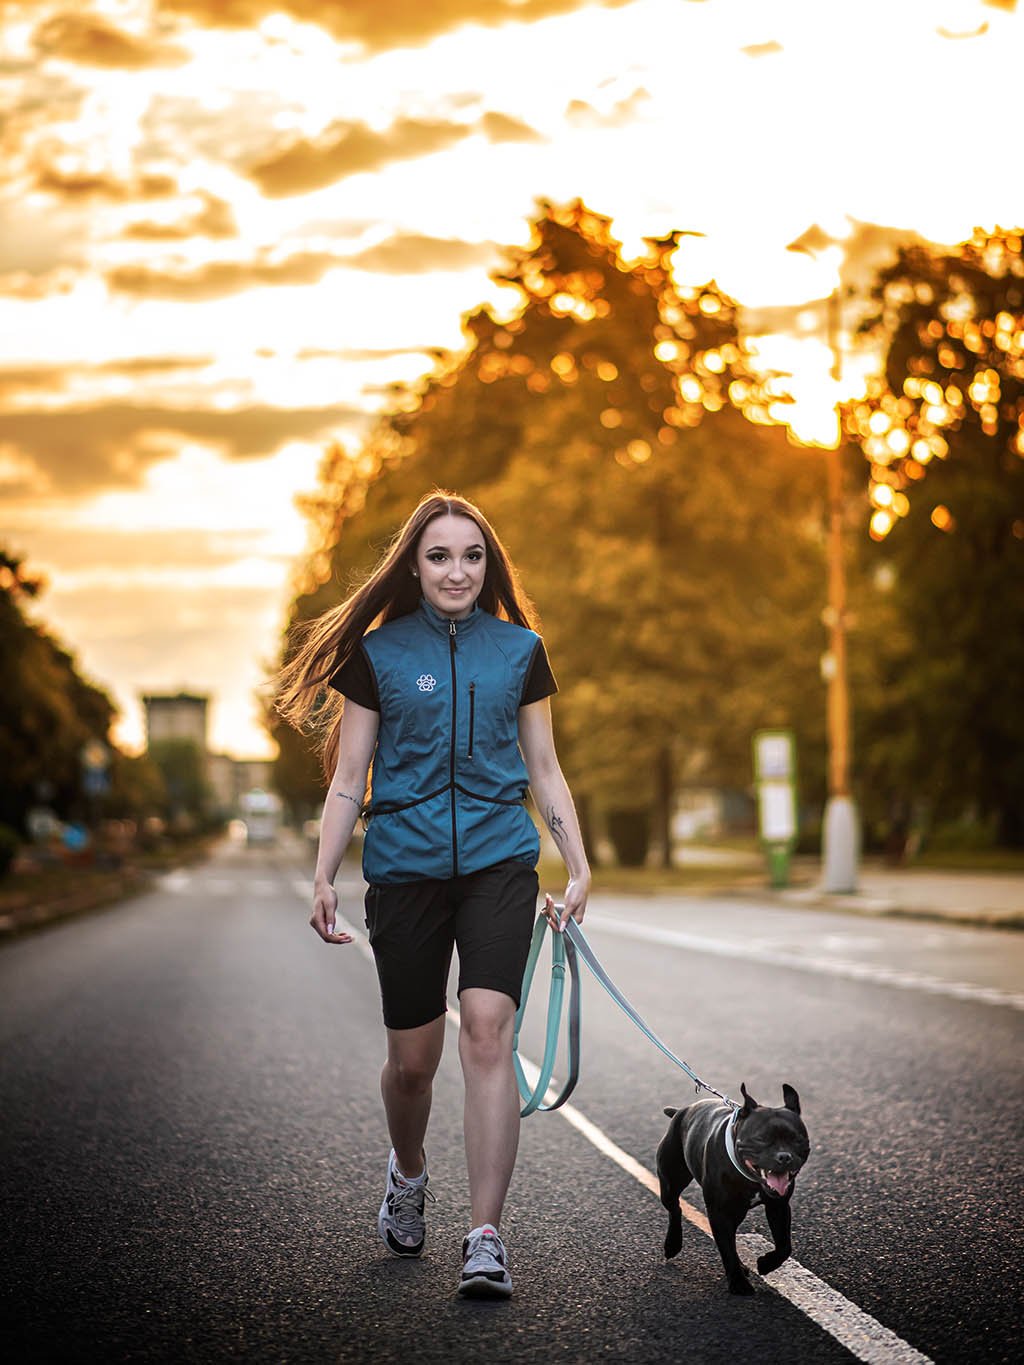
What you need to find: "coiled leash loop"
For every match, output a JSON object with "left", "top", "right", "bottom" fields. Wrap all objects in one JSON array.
[
  {"left": 512, "top": 913, "right": 581, "bottom": 1115},
  {"left": 513, "top": 907, "right": 737, "bottom": 1117}
]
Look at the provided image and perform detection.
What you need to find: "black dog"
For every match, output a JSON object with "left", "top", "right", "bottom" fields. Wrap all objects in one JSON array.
[{"left": 657, "top": 1084, "right": 809, "bottom": 1295}]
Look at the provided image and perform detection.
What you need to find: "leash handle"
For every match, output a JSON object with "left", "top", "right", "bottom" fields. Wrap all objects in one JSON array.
[{"left": 513, "top": 914, "right": 581, "bottom": 1115}]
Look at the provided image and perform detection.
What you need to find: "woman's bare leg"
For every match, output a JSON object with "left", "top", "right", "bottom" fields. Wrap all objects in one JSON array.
[
  {"left": 458, "top": 987, "right": 519, "bottom": 1227},
  {"left": 381, "top": 1015, "right": 446, "bottom": 1177}
]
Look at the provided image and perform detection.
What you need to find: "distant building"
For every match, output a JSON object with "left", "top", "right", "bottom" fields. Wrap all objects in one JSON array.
[
  {"left": 207, "top": 754, "right": 275, "bottom": 813},
  {"left": 143, "top": 692, "right": 276, "bottom": 816},
  {"left": 142, "top": 692, "right": 209, "bottom": 751}
]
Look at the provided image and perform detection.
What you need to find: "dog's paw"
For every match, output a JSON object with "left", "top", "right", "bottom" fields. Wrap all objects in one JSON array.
[
  {"left": 728, "top": 1276, "right": 756, "bottom": 1296},
  {"left": 757, "top": 1251, "right": 789, "bottom": 1276},
  {"left": 663, "top": 1228, "right": 683, "bottom": 1260}
]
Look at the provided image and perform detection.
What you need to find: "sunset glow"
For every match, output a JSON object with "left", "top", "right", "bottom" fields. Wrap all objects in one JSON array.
[{"left": 2, "top": 0, "right": 1021, "bottom": 754}]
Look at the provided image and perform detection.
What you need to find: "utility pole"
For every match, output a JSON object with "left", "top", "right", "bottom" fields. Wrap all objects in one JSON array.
[{"left": 788, "top": 229, "right": 859, "bottom": 892}]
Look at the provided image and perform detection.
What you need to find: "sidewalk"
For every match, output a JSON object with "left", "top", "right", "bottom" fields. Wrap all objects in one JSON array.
[{"left": 765, "top": 864, "right": 1024, "bottom": 930}]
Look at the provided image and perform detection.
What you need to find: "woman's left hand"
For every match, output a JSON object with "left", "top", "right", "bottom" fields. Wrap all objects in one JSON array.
[{"left": 543, "top": 876, "right": 589, "bottom": 933}]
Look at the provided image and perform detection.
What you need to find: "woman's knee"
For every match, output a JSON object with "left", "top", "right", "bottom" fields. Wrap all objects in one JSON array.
[
  {"left": 458, "top": 992, "right": 515, "bottom": 1067},
  {"left": 384, "top": 1021, "right": 444, "bottom": 1093},
  {"left": 384, "top": 1050, "right": 436, "bottom": 1094}
]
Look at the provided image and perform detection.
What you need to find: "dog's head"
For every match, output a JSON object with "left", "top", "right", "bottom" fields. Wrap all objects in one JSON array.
[{"left": 733, "top": 1083, "right": 810, "bottom": 1200}]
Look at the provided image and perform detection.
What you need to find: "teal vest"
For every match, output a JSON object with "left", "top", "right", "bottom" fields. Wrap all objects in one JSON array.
[{"left": 361, "top": 599, "right": 542, "bottom": 884}]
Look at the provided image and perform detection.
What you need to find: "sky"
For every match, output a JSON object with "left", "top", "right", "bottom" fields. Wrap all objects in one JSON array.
[{"left": 1, "top": 0, "right": 1021, "bottom": 759}]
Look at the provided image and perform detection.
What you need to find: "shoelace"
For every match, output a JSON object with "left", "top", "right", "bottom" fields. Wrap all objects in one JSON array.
[
  {"left": 389, "top": 1179, "right": 435, "bottom": 1231},
  {"left": 463, "top": 1228, "right": 506, "bottom": 1271}
]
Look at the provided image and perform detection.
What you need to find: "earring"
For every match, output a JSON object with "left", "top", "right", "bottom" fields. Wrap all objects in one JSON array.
[{"left": 411, "top": 569, "right": 419, "bottom": 578}]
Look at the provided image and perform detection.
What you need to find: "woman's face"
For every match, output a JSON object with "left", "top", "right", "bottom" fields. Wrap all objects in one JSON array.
[{"left": 414, "top": 513, "right": 487, "bottom": 619}]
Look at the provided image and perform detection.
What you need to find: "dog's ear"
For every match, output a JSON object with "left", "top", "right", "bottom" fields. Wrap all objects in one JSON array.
[
  {"left": 663, "top": 1107, "right": 678, "bottom": 1117},
  {"left": 782, "top": 1084, "right": 801, "bottom": 1114},
  {"left": 739, "top": 1082, "right": 759, "bottom": 1114}
]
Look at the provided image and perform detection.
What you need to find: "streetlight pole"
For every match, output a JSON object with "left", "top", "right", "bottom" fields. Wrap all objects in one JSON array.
[{"left": 788, "top": 230, "right": 859, "bottom": 892}]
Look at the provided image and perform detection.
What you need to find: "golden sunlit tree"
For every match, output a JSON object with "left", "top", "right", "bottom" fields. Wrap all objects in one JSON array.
[
  {"left": 848, "top": 227, "right": 1024, "bottom": 846},
  {"left": 274, "top": 203, "right": 831, "bottom": 862}
]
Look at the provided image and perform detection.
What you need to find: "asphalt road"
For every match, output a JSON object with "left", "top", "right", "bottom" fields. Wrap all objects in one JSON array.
[{"left": 2, "top": 837, "right": 1021, "bottom": 1364}]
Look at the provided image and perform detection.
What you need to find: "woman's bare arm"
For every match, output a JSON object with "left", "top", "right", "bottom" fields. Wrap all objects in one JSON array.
[
  {"left": 311, "top": 700, "right": 379, "bottom": 943},
  {"left": 518, "top": 698, "right": 590, "bottom": 929}
]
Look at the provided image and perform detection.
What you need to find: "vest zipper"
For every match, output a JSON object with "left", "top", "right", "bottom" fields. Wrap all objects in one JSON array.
[
  {"left": 448, "top": 620, "right": 459, "bottom": 876},
  {"left": 467, "top": 682, "right": 476, "bottom": 758}
]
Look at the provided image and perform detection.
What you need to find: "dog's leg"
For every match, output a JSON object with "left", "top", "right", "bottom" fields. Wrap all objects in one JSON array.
[
  {"left": 756, "top": 1197, "right": 793, "bottom": 1276},
  {"left": 656, "top": 1123, "right": 692, "bottom": 1260},
  {"left": 706, "top": 1198, "right": 754, "bottom": 1295}
]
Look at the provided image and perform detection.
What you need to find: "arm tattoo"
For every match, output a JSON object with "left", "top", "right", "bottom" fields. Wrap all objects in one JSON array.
[{"left": 545, "top": 805, "right": 568, "bottom": 849}]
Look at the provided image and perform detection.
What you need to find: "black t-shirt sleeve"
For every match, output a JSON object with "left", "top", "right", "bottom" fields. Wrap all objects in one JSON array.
[
  {"left": 520, "top": 638, "right": 558, "bottom": 706},
  {"left": 327, "top": 642, "right": 380, "bottom": 711}
]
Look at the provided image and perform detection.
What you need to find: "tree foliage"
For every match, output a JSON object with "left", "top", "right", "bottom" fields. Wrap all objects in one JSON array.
[
  {"left": 274, "top": 203, "right": 831, "bottom": 854},
  {"left": 849, "top": 228, "right": 1024, "bottom": 844},
  {"left": 0, "top": 549, "right": 119, "bottom": 834}
]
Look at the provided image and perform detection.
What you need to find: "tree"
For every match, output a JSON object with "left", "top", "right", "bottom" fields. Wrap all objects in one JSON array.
[
  {"left": 0, "top": 548, "right": 118, "bottom": 834},
  {"left": 847, "top": 228, "right": 1024, "bottom": 845},
  {"left": 147, "top": 739, "right": 211, "bottom": 827},
  {"left": 275, "top": 203, "right": 832, "bottom": 861}
]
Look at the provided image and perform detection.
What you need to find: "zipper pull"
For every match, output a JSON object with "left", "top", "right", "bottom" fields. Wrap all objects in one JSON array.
[{"left": 449, "top": 620, "right": 457, "bottom": 640}]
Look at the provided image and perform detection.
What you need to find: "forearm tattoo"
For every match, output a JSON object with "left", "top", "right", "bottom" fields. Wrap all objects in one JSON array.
[{"left": 545, "top": 805, "right": 568, "bottom": 849}]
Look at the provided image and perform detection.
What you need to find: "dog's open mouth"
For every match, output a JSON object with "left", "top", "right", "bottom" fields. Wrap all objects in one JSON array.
[{"left": 745, "top": 1162, "right": 796, "bottom": 1197}]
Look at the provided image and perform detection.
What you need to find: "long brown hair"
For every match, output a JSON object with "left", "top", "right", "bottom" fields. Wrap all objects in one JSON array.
[{"left": 275, "top": 490, "right": 539, "bottom": 779}]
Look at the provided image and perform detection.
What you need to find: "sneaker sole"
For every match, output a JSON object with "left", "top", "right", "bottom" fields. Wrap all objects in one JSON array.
[{"left": 457, "top": 1273, "right": 513, "bottom": 1299}]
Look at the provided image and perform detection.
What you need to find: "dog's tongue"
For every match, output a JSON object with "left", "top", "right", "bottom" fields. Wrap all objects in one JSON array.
[{"left": 764, "top": 1171, "right": 790, "bottom": 1196}]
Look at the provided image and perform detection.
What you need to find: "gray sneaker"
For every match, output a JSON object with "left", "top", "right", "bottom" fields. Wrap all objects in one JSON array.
[
  {"left": 457, "top": 1224, "right": 513, "bottom": 1298},
  {"left": 377, "top": 1149, "right": 433, "bottom": 1258}
]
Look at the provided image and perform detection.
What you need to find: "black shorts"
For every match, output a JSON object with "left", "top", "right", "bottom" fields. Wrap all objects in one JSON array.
[{"left": 363, "top": 859, "right": 540, "bottom": 1031}]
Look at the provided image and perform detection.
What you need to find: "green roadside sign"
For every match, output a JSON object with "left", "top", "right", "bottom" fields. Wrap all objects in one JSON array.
[{"left": 753, "top": 729, "right": 798, "bottom": 888}]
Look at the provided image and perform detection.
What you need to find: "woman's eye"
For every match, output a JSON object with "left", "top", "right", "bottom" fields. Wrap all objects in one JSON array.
[{"left": 467, "top": 551, "right": 483, "bottom": 562}]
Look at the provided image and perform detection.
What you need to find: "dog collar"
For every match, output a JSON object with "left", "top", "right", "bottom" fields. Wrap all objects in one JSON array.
[{"left": 724, "top": 1110, "right": 760, "bottom": 1183}]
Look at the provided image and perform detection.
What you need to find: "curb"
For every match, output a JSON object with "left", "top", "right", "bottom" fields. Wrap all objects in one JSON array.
[
  {"left": 755, "top": 886, "right": 1024, "bottom": 932},
  {"left": 0, "top": 870, "right": 153, "bottom": 941}
]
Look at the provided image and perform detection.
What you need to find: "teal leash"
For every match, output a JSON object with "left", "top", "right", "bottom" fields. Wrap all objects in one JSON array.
[
  {"left": 513, "top": 909, "right": 737, "bottom": 1116},
  {"left": 512, "top": 914, "right": 581, "bottom": 1115}
]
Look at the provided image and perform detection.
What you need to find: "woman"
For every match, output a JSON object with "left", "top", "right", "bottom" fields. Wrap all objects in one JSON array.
[{"left": 277, "top": 490, "right": 590, "bottom": 1298}]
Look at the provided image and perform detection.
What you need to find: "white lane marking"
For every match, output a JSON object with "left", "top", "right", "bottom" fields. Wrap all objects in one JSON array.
[
  {"left": 513, "top": 1054, "right": 933, "bottom": 1365},
  {"left": 157, "top": 872, "right": 191, "bottom": 892},
  {"left": 246, "top": 878, "right": 277, "bottom": 896},
  {"left": 585, "top": 913, "right": 1024, "bottom": 1012},
  {"left": 330, "top": 908, "right": 931, "bottom": 1362},
  {"left": 293, "top": 877, "right": 364, "bottom": 901}
]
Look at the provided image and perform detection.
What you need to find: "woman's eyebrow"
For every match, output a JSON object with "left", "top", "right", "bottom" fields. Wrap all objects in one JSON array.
[{"left": 424, "top": 542, "right": 485, "bottom": 553}]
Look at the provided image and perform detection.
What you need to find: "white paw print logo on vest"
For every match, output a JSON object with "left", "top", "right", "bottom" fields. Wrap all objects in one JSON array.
[{"left": 416, "top": 673, "right": 438, "bottom": 692}]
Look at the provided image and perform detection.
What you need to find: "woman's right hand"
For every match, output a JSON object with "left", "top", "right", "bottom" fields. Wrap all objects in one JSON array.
[{"left": 310, "top": 882, "right": 353, "bottom": 944}]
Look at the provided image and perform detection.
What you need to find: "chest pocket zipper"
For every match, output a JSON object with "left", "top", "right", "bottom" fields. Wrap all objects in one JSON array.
[{"left": 468, "top": 682, "right": 476, "bottom": 757}]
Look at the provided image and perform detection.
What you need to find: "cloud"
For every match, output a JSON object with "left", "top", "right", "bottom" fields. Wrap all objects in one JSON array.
[
  {"left": 248, "top": 117, "right": 472, "bottom": 197},
  {"left": 32, "top": 12, "right": 189, "bottom": 68},
  {"left": 565, "top": 88, "right": 652, "bottom": 128},
  {"left": 295, "top": 345, "right": 442, "bottom": 361},
  {"left": 0, "top": 400, "right": 363, "bottom": 493},
  {"left": 156, "top": 1, "right": 634, "bottom": 54},
  {"left": 248, "top": 109, "right": 545, "bottom": 198},
  {"left": 0, "top": 355, "right": 213, "bottom": 397},
  {"left": 478, "top": 112, "right": 545, "bottom": 144},
  {"left": 344, "top": 234, "right": 497, "bottom": 274},
  {"left": 106, "top": 250, "right": 342, "bottom": 299},
  {"left": 123, "top": 193, "right": 238, "bottom": 241},
  {"left": 35, "top": 165, "right": 178, "bottom": 201},
  {"left": 0, "top": 198, "right": 88, "bottom": 276}
]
